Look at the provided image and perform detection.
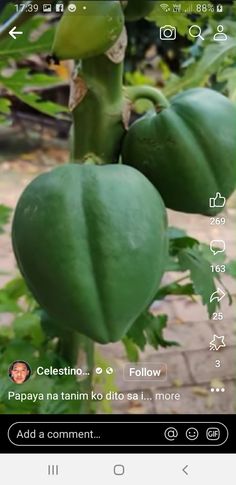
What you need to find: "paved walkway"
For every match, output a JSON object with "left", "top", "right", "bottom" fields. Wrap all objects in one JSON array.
[{"left": 0, "top": 144, "right": 235, "bottom": 414}]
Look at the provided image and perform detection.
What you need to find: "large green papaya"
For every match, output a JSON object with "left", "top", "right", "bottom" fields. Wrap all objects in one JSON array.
[
  {"left": 12, "top": 164, "right": 168, "bottom": 344},
  {"left": 124, "top": 0, "right": 155, "bottom": 21},
  {"left": 121, "top": 88, "right": 236, "bottom": 216},
  {"left": 52, "top": 1, "right": 124, "bottom": 60}
]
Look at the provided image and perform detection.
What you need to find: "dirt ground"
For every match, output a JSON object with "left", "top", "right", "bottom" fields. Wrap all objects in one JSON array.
[{"left": 1, "top": 127, "right": 235, "bottom": 414}]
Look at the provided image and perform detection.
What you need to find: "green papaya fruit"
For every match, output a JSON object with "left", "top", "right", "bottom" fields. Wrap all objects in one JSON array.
[
  {"left": 12, "top": 164, "right": 168, "bottom": 344},
  {"left": 122, "top": 88, "right": 236, "bottom": 216},
  {"left": 52, "top": 1, "right": 124, "bottom": 60},
  {"left": 124, "top": 0, "right": 155, "bottom": 21}
]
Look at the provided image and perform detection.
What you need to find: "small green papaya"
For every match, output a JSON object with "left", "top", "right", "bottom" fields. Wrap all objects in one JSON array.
[
  {"left": 52, "top": 1, "right": 124, "bottom": 60},
  {"left": 12, "top": 164, "right": 168, "bottom": 344},
  {"left": 124, "top": 0, "right": 155, "bottom": 21},
  {"left": 122, "top": 88, "right": 236, "bottom": 216}
]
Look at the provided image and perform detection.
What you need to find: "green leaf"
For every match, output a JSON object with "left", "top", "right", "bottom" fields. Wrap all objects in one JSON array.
[
  {"left": 0, "top": 338, "right": 37, "bottom": 368},
  {"left": 126, "top": 312, "right": 177, "bottom": 352},
  {"left": 126, "top": 313, "right": 147, "bottom": 350},
  {"left": 122, "top": 336, "right": 139, "bottom": 362},
  {"left": 125, "top": 70, "right": 155, "bottom": 87},
  {"left": 1, "top": 276, "right": 29, "bottom": 300},
  {"left": 169, "top": 236, "right": 199, "bottom": 256},
  {"left": 0, "top": 97, "right": 11, "bottom": 123},
  {"left": 155, "top": 282, "right": 195, "bottom": 299},
  {"left": 13, "top": 313, "right": 45, "bottom": 347},
  {"left": 145, "top": 314, "right": 178, "bottom": 350},
  {"left": 164, "top": 36, "right": 236, "bottom": 97},
  {"left": 0, "top": 97, "right": 11, "bottom": 114},
  {"left": 226, "top": 260, "right": 236, "bottom": 279},
  {"left": 0, "top": 277, "right": 34, "bottom": 314},
  {"left": 0, "top": 204, "right": 12, "bottom": 233},
  {"left": 0, "top": 325, "right": 14, "bottom": 347},
  {"left": 148, "top": 5, "right": 192, "bottom": 36},
  {"left": 0, "top": 291, "right": 21, "bottom": 313},
  {"left": 0, "top": 67, "right": 68, "bottom": 119},
  {"left": 166, "top": 229, "right": 200, "bottom": 271},
  {"left": 178, "top": 247, "right": 217, "bottom": 316}
]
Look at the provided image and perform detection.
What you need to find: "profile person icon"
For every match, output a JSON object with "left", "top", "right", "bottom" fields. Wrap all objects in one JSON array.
[
  {"left": 9, "top": 360, "right": 31, "bottom": 384},
  {"left": 214, "top": 25, "right": 227, "bottom": 42}
]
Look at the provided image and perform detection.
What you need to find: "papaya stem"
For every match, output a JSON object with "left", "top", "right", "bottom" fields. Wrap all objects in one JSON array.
[
  {"left": 57, "top": 330, "right": 80, "bottom": 367},
  {"left": 71, "top": 54, "right": 126, "bottom": 164},
  {"left": 125, "top": 85, "right": 170, "bottom": 111},
  {"left": 57, "top": 331, "right": 95, "bottom": 413},
  {"left": 76, "top": 334, "right": 94, "bottom": 393},
  {"left": 74, "top": 334, "right": 95, "bottom": 413}
]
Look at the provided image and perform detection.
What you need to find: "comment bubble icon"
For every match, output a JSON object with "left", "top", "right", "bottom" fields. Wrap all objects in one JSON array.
[{"left": 210, "top": 240, "right": 225, "bottom": 256}]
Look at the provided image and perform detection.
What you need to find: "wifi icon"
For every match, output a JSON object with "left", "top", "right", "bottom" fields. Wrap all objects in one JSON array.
[{"left": 160, "top": 3, "right": 171, "bottom": 12}]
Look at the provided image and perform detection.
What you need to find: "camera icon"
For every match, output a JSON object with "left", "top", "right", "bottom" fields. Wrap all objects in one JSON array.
[{"left": 160, "top": 25, "right": 176, "bottom": 40}]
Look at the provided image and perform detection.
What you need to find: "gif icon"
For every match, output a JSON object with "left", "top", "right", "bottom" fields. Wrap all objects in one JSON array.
[{"left": 206, "top": 428, "right": 220, "bottom": 441}]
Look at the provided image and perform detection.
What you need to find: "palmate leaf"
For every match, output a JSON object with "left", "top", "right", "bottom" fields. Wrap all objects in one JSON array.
[
  {"left": 0, "top": 13, "right": 68, "bottom": 118},
  {"left": 0, "top": 275, "right": 29, "bottom": 300},
  {"left": 147, "top": 2, "right": 192, "bottom": 35},
  {"left": 0, "top": 67, "right": 68, "bottom": 118},
  {"left": 13, "top": 312, "right": 45, "bottom": 348},
  {"left": 123, "top": 312, "right": 177, "bottom": 361},
  {"left": 166, "top": 226, "right": 198, "bottom": 271},
  {"left": 122, "top": 336, "right": 139, "bottom": 362},
  {"left": 177, "top": 247, "right": 217, "bottom": 316},
  {"left": 169, "top": 236, "right": 199, "bottom": 256},
  {"left": 164, "top": 36, "right": 236, "bottom": 97},
  {"left": 0, "top": 292, "right": 21, "bottom": 313}
]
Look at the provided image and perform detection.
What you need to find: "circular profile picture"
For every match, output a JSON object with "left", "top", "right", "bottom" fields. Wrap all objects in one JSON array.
[{"left": 9, "top": 361, "right": 31, "bottom": 384}]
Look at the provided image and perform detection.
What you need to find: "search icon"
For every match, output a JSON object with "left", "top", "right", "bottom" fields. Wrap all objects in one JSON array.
[{"left": 189, "top": 25, "right": 204, "bottom": 40}]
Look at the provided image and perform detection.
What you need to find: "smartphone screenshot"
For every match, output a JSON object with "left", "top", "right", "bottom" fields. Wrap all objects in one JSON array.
[{"left": 0, "top": 1, "right": 235, "bottom": 483}]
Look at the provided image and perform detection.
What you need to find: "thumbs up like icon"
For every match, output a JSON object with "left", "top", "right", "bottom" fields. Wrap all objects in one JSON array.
[{"left": 209, "top": 192, "right": 226, "bottom": 209}]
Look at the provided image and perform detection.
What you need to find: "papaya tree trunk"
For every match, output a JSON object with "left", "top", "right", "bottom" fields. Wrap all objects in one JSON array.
[
  {"left": 70, "top": 54, "right": 125, "bottom": 164},
  {"left": 58, "top": 33, "right": 128, "bottom": 413}
]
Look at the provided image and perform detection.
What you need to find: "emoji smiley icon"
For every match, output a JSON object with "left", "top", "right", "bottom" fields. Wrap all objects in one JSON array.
[{"left": 186, "top": 427, "right": 199, "bottom": 441}]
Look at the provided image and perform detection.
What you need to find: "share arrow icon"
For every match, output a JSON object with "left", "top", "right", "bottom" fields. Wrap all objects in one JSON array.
[{"left": 210, "top": 287, "right": 226, "bottom": 303}]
